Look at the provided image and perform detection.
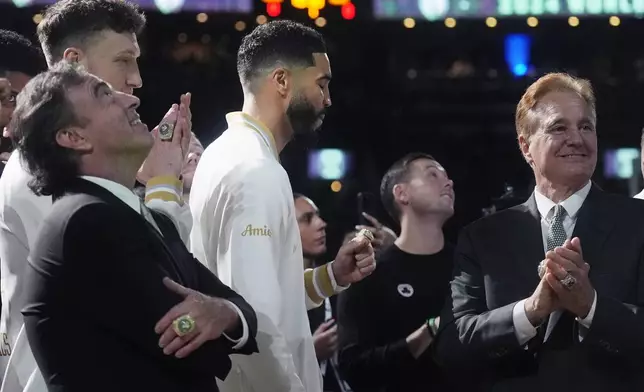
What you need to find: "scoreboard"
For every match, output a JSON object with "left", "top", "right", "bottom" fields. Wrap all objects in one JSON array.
[{"left": 374, "top": 0, "right": 644, "bottom": 19}]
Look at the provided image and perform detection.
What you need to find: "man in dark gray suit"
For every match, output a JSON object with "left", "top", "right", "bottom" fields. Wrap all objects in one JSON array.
[{"left": 435, "top": 72, "right": 644, "bottom": 391}]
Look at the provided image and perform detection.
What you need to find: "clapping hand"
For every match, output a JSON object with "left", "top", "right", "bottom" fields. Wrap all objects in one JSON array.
[
  {"left": 524, "top": 274, "right": 561, "bottom": 327},
  {"left": 543, "top": 237, "right": 595, "bottom": 318}
]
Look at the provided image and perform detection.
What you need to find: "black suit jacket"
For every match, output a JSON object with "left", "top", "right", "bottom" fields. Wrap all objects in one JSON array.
[
  {"left": 21, "top": 178, "right": 258, "bottom": 392},
  {"left": 434, "top": 185, "right": 644, "bottom": 391},
  {"left": 308, "top": 295, "right": 337, "bottom": 333}
]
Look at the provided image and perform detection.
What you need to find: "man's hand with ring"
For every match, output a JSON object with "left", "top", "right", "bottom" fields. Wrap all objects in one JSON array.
[
  {"left": 355, "top": 212, "right": 397, "bottom": 250},
  {"left": 544, "top": 237, "right": 595, "bottom": 318},
  {"left": 332, "top": 233, "right": 377, "bottom": 287},
  {"left": 137, "top": 93, "right": 192, "bottom": 183},
  {"left": 154, "top": 277, "right": 239, "bottom": 358}
]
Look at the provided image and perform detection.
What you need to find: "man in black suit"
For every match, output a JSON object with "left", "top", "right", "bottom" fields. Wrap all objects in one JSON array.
[
  {"left": 435, "top": 72, "right": 644, "bottom": 391},
  {"left": 9, "top": 62, "right": 258, "bottom": 391}
]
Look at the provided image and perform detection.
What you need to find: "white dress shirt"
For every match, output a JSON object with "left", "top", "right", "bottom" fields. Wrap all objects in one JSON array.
[
  {"left": 512, "top": 181, "right": 598, "bottom": 345},
  {"left": 190, "top": 112, "right": 326, "bottom": 392},
  {"left": 633, "top": 189, "right": 644, "bottom": 200}
]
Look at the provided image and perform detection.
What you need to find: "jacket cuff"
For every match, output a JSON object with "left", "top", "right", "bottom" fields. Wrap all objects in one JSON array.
[
  {"left": 145, "top": 176, "right": 183, "bottom": 204},
  {"left": 304, "top": 263, "right": 336, "bottom": 305}
]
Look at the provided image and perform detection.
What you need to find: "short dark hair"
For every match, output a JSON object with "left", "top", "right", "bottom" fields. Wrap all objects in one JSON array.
[
  {"left": 237, "top": 20, "right": 326, "bottom": 88},
  {"left": 380, "top": 152, "right": 436, "bottom": 221},
  {"left": 0, "top": 30, "right": 46, "bottom": 77},
  {"left": 37, "top": 0, "right": 146, "bottom": 65},
  {"left": 10, "top": 62, "right": 89, "bottom": 196}
]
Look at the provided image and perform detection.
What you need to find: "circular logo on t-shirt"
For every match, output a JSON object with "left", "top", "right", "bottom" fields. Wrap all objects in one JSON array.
[{"left": 397, "top": 283, "right": 414, "bottom": 298}]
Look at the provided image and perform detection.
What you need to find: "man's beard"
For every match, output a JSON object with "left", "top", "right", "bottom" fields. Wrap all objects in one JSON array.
[{"left": 286, "top": 91, "right": 325, "bottom": 136}]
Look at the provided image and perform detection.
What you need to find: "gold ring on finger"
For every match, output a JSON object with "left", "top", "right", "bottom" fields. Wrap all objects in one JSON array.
[
  {"left": 172, "top": 314, "right": 196, "bottom": 337},
  {"left": 560, "top": 273, "right": 577, "bottom": 290},
  {"left": 356, "top": 228, "right": 375, "bottom": 243},
  {"left": 159, "top": 122, "right": 175, "bottom": 141}
]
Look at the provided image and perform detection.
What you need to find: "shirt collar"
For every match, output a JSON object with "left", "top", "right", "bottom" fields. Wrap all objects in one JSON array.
[
  {"left": 635, "top": 189, "right": 644, "bottom": 200},
  {"left": 534, "top": 181, "right": 592, "bottom": 220},
  {"left": 81, "top": 176, "right": 141, "bottom": 213},
  {"left": 225, "top": 111, "right": 279, "bottom": 160}
]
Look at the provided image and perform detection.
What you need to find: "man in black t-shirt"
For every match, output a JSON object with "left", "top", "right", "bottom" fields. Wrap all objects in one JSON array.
[{"left": 337, "top": 152, "right": 458, "bottom": 392}]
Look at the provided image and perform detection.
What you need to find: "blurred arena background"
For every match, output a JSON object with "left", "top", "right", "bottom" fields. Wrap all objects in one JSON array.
[{"left": 2, "top": 0, "right": 643, "bottom": 254}]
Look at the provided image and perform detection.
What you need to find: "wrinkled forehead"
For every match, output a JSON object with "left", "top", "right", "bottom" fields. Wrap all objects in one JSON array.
[
  {"left": 532, "top": 90, "right": 596, "bottom": 128},
  {"left": 65, "top": 74, "right": 104, "bottom": 110}
]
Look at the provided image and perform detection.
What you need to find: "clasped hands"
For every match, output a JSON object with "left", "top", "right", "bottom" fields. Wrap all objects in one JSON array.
[
  {"left": 525, "top": 237, "right": 595, "bottom": 326},
  {"left": 138, "top": 93, "right": 192, "bottom": 182}
]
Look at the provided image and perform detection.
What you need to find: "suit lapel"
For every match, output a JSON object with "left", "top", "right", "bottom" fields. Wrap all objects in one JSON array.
[
  {"left": 544, "top": 184, "right": 614, "bottom": 341},
  {"left": 62, "top": 179, "right": 187, "bottom": 284},
  {"left": 515, "top": 185, "right": 614, "bottom": 278},
  {"left": 147, "top": 209, "right": 191, "bottom": 284},
  {"left": 512, "top": 194, "right": 546, "bottom": 285},
  {"left": 570, "top": 185, "right": 614, "bottom": 272}
]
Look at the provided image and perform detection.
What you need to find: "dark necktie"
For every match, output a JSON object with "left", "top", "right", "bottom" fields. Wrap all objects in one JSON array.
[
  {"left": 544, "top": 204, "right": 575, "bottom": 349},
  {"left": 547, "top": 205, "right": 567, "bottom": 252}
]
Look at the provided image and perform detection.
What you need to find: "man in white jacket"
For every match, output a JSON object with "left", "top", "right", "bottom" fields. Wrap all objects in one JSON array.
[
  {"left": 0, "top": 1, "right": 193, "bottom": 391},
  {"left": 190, "top": 20, "right": 376, "bottom": 392}
]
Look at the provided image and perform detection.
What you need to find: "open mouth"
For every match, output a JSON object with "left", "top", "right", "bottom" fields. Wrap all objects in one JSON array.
[
  {"left": 129, "top": 113, "right": 143, "bottom": 127},
  {"left": 559, "top": 153, "right": 587, "bottom": 158}
]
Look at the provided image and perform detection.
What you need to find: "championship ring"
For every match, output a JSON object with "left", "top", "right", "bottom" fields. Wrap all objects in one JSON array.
[
  {"left": 356, "top": 228, "right": 375, "bottom": 243},
  {"left": 159, "top": 122, "right": 174, "bottom": 141},
  {"left": 537, "top": 260, "right": 546, "bottom": 279},
  {"left": 172, "top": 314, "right": 196, "bottom": 337},
  {"left": 560, "top": 273, "right": 577, "bottom": 290}
]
